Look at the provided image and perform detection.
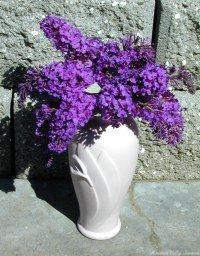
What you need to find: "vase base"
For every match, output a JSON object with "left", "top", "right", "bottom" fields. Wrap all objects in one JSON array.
[{"left": 77, "top": 219, "right": 121, "bottom": 240}]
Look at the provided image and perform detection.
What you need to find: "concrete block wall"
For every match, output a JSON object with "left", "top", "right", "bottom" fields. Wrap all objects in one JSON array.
[
  {"left": 154, "top": 0, "right": 200, "bottom": 85},
  {"left": 0, "top": 0, "right": 199, "bottom": 180},
  {"left": 135, "top": 91, "right": 200, "bottom": 180},
  {"left": 135, "top": 0, "right": 200, "bottom": 180}
]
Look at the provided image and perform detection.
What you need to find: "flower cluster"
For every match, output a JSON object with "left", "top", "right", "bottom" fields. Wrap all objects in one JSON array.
[
  {"left": 18, "top": 15, "right": 195, "bottom": 153},
  {"left": 139, "top": 91, "right": 184, "bottom": 146}
]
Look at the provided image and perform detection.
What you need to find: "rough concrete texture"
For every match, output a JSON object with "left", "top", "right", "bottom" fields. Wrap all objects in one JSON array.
[
  {"left": 0, "top": 0, "right": 155, "bottom": 83},
  {"left": 0, "top": 179, "right": 200, "bottom": 255},
  {"left": 0, "top": 88, "right": 12, "bottom": 177},
  {"left": 155, "top": 0, "right": 200, "bottom": 87},
  {"left": 0, "top": 0, "right": 155, "bottom": 178},
  {"left": 135, "top": 90, "right": 200, "bottom": 180}
]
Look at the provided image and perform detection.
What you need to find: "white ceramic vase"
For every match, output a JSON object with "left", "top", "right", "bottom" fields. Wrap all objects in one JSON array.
[{"left": 68, "top": 117, "right": 139, "bottom": 240}]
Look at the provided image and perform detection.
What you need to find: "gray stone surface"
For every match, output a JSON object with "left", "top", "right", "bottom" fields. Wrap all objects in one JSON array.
[
  {"left": 155, "top": 0, "right": 200, "bottom": 87},
  {"left": 0, "top": 0, "right": 155, "bottom": 83},
  {"left": 135, "top": 90, "right": 200, "bottom": 180},
  {"left": 0, "top": 179, "right": 200, "bottom": 255},
  {"left": 130, "top": 181, "right": 200, "bottom": 254},
  {"left": 0, "top": 0, "right": 155, "bottom": 178},
  {"left": 0, "top": 88, "right": 12, "bottom": 177}
]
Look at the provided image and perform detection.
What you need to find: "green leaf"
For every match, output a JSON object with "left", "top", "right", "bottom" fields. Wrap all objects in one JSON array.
[{"left": 85, "top": 82, "right": 101, "bottom": 94}]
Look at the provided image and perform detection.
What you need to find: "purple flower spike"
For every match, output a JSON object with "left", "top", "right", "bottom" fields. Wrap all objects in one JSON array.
[
  {"left": 139, "top": 91, "right": 184, "bottom": 146},
  {"left": 136, "top": 64, "right": 169, "bottom": 97},
  {"left": 40, "top": 15, "right": 87, "bottom": 54}
]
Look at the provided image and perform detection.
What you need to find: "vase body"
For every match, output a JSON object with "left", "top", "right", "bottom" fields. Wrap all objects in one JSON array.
[{"left": 68, "top": 118, "right": 139, "bottom": 240}]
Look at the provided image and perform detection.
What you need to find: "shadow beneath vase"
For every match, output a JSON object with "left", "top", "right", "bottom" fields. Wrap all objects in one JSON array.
[
  {"left": 29, "top": 178, "right": 79, "bottom": 224},
  {"left": 0, "top": 65, "right": 139, "bottom": 223},
  {"left": 0, "top": 65, "right": 79, "bottom": 223}
]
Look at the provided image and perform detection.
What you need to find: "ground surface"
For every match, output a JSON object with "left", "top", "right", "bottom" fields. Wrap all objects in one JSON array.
[{"left": 0, "top": 179, "right": 200, "bottom": 256}]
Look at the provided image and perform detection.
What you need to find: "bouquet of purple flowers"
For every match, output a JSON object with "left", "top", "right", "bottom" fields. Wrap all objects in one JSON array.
[{"left": 18, "top": 15, "right": 195, "bottom": 154}]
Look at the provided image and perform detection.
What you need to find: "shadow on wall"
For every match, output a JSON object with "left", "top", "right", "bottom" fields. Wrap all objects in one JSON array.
[
  {"left": 1, "top": 65, "right": 70, "bottom": 181},
  {"left": 152, "top": 0, "right": 162, "bottom": 50},
  {"left": 0, "top": 66, "right": 79, "bottom": 224},
  {"left": 0, "top": 179, "right": 15, "bottom": 193},
  {"left": 0, "top": 116, "right": 12, "bottom": 177},
  {"left": 14, "top": 106, "right": 70, "bottom": 179}
]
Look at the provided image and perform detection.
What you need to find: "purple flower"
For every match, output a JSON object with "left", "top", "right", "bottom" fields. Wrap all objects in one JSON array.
[
  {"left": 40, "top": 15, "right": 88, "bottom": 55},
  {"left": 135, "top": 64, "right": 169, "bottom": 97},
  {"left": 18, "top": 15, "right": 193, "bottom": 154},
  {"left": 167, "top": 65, "right": 196, "bottom": 94},
  {"left": 98, "top": 82, "right": 139, "bottom": 126},
  {"left": 47, "top": 93, "right": 96, "bottom": 153},
  {"left": 139, "top": 91, "right": 184, "bottom": 146}
]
